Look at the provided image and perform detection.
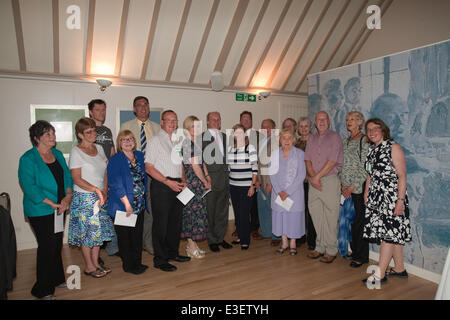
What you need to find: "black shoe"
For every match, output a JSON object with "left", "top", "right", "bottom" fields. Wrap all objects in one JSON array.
[
  {"left": 128, "top": 267, "right": 146, "bottom": 275},
  {"left": 350, "top": 261, "right": 364, "bottom": 268},
  {"left": 386, "top": 268, "right": 408, "bottom": 278},
  {"left": 155, "top": 263, "right": 177, "bottom": 272},
  {"left": 231, "top": 240, "right": 241, "bottom": 245},
  {"left": 209, "top": 244, "right": 220, "bottom": 252},
  {"left": 362, "top": 275, "right": 387, "bottom": 285},
  {"left": 241, "top": 245, "right": 249, "bottom": 250},
  {"left": 140, "top": 264, "right": 149, "bottom": 271},
  {"left": 220, "top": 241, "right": 233, "bottom": 249},
  {"left": 168, "top": 255, "right": 191, "bottom": 263}
]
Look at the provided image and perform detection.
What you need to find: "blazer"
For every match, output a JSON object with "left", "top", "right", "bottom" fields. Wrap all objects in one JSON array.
[
  {"left": 120, "top": 118, "right": 161, "bottom": 151},
  {"left": 107, "top": 151, "right": 148, "bottom": 218},
  {"left": 201, "top": 130, "right": 229, "bottom": 191},
  {"left": 18, "top": 147, "right": 73, "bottom": 217}
]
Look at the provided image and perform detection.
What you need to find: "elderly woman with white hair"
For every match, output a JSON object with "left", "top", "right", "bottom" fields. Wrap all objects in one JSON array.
[
  {"left": 270, "top": 129, "right": 306, "bottom": 255},
  {"left": 340, "top": 111, "right": 369, "bottom": 268}
]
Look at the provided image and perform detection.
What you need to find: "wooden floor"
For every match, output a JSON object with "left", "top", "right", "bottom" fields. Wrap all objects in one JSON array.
[{"left": 8, "top": 224, "right": 437, "bottom": 300}]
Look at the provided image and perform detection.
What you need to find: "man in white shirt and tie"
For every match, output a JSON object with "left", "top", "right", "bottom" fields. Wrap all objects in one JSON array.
[
  {"left": 120, "top": 96, "right": 160, "bottom": 255},
  {"left": 201, "top": 112, "right": 233, "bottom": 252}
]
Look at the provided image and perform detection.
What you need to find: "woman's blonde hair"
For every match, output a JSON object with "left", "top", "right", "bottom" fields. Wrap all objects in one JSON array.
[
  {"left": 279, "top": 128, "right": 296, "bottom": 144},
  {"left": 116, "top": 130, "right": 136, "bottom": 153},
  {"left": 183, "top": 115, "right": 200, "bottom": 130},
  {"left": 347, "top": 111, "right": 365, "bottom": 129}
]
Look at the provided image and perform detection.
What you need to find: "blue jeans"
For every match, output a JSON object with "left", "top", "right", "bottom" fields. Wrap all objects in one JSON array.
[{"left": 257, "top": 189, "right": 280, "bottom": 240}]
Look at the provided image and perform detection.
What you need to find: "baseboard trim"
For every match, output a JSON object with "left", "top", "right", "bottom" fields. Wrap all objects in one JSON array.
[{"left": 369, "top": 250, "right": 441, "bottom": 284}]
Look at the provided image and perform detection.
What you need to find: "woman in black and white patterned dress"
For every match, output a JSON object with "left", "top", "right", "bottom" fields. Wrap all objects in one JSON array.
[{"left": 362, "top": 118, "right": 411, "bottom": 285}]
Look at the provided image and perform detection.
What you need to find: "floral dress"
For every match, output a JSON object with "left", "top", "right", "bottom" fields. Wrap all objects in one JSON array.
[
  {"left": 363, "top": 140, "right": 412, "bottom": 245},
  {"left": 180, "top": 139, "right": 208, "bottom": 241}
]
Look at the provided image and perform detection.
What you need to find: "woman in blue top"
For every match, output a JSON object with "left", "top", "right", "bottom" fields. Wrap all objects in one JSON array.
[
  {"left": 107, "top": 130, "right": 148, "bottom": 275},
  {"left": 18, "top": 120, "right": 73, "bottom": 300}
]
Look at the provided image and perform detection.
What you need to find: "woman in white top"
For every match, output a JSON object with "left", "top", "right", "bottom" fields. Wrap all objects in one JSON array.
[{"left": 68, "top": 117, "right": 113, "bottom": 278}]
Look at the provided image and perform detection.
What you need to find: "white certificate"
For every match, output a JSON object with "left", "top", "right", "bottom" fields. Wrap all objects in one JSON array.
[
  {"left": 275, "top": 195, "right": 294, "bottom": 212},
  {"left": 54, "top": 209, "right": 64, "bottom": 233},
  {"left": 114, "top": 210, "right": 137, "bottom": 227},
  {"left": 176, "top": 187, "right": 195, "bottom": 205}
]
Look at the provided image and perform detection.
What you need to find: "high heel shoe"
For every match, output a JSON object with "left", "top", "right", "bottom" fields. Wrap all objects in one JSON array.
[
  {"left": 186, "top": 246, "right": 205, "bottom": 259},
  {"left": 195, "top": 242, "right": 206, "bottom": 255}
]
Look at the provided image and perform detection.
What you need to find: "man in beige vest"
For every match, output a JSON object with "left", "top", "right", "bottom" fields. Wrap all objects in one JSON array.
[{"left": 120, "top": 96, "right": 160, "bottom": 255}]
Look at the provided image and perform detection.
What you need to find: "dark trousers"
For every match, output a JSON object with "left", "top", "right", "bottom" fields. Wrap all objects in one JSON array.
[
  {"left": 206, "top": 187, "right": 230, "bottom": 245},
  {"left": 250, "top": 193, "right": 259, "bottom": 232},
  {"left": 350, "top": 192, "right": 369, "bottom": 263},
  {"left": 304, "top": 182, "right": 317, "bottom": 248},
  {"left": 28, "top": 214, "right": 65, "bottom": 299},
  {"left": 230, "top": 185, "right": 253, "bottom": 246},
  {"left": 151, "top": 179, "right": 183, "bottom": 267},
  {"left": 115, "top": 210, "right": 145, "bottom": 272}
]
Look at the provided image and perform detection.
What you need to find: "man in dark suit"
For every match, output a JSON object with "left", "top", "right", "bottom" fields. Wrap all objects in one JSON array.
[{"left": 202, "top": 112, "right": 233, "bottom": 252}]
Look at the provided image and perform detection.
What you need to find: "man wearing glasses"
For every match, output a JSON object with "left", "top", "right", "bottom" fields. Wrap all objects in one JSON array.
[
  {"left": 145, "top": 110, "right": 191, "bottom": 272},
  {"left": 120, "top": 96, "right": 160, "bottom": 256}
]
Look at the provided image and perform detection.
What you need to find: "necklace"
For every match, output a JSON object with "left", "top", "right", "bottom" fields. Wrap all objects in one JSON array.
[{"left": 350, "top": 131, "right": 362, "bottom": 140}]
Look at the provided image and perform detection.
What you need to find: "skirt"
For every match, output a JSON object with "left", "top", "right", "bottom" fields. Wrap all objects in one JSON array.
[{"left": 68, "top": 191, "right": 114, "bottom": 247}]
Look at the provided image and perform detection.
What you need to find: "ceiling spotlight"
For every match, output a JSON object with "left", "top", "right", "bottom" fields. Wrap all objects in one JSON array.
[{"left": 96, "top": 79, "right": 112, "bottom": 92}]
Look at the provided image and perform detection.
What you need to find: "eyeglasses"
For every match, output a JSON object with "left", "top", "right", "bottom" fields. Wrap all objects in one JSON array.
[
  {"left": 83, "top": 129, "right": 97, "bottom": 135},
  {"left": 162, "top": 119, "right": 178, "bottom": 123},
  {"left": 121, "top": 137, "right": 135, "bottom": 143},
  {"left": 367, "top": 127, "right": 382, "bottom": 134}
]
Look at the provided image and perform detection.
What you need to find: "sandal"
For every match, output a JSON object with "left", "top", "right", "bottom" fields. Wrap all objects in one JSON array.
[
  {"left": 100, "top": 265, "right": 112, "bottom": 274},
  {"left": 276, "top": 247, "right": 289, "bottom": 254},
  {"left": 84, "top": 268, "right": 107, "bottom": 278},
  {"left": 289, "top": 248, "right": 297, "bottom": 256}
]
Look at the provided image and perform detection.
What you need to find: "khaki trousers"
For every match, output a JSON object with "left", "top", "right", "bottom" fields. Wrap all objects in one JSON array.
[{"left": 308, "top": 174, "right": 340, "bottom": 256}]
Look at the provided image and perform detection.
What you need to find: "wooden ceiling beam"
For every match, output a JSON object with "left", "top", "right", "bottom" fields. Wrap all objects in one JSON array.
[
  {"left": 141, "top": 0, "right": 161, "bottom": 80},
  {"left": 188, "top": 0, "right": 220, "bottom": 83},
  {"left": 114, "top": 0, "right": 130, "bottom": 77},
  {"left": 265, "top": 0, "right": 313, "bottom": 89},
  {"left": 229, "top": 0, "right": 269, "bottom": 87},
  {"left": 321, "top": 0, "right": 368, "bottom": 72},
  {"left": 280, "top": 0, "right": 332, "bottom": 91},
  {"left": 11, "top": 0, "right": 26, "bottom": 71},
  {"left": 247, "top": 0, "right": 293, "bottom": 88},
  {"left": 165, "top": 0, "right": 192, "bottom": 81},
  {"left": 85, "top": 0, "right": 96, "bottom": 74},
  {"left": 294, "top": 0, "right": 350, "bottom": 92},
  {"left": 214, "top": 0, "right": 250, "bottom": 73}
]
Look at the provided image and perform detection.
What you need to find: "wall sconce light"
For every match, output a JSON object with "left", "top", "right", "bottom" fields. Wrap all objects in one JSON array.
[
  {"left": 258, "top": 91, "right": 271, "bottom": 99},
  {"left": 96, "top": 79, "right": 112, "bottom": 92}
]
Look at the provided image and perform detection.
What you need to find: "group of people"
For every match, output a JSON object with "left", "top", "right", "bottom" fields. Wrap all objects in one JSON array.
[{"left": 18, "top": 95, "right": 412, "bottom": 300}]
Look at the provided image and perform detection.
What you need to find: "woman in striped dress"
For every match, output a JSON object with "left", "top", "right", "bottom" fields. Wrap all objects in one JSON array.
[{"left": 228, "top": 124, "right": 258, "bottom": 250}]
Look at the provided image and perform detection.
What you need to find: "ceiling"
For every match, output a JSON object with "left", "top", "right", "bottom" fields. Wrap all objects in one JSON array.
[{"left": 0, "top": 0, "right": 394, "bottom": 96}]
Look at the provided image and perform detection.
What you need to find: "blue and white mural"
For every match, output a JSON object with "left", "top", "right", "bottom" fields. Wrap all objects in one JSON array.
[{"left": 308, "top": 40, "right": 450, "bottom": 274}]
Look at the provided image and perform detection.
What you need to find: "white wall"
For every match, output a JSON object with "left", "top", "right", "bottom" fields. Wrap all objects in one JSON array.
[{"left": 0, "top": 76, "right": 307, "bottom": 250}]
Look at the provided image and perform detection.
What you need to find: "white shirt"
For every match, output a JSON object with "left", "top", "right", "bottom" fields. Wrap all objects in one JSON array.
[
  {"left": 69, "top": 144, "right": 107, "bottom": 192},
  {"left": 145, "top": 129, "right": 183, "bottom": 178}
]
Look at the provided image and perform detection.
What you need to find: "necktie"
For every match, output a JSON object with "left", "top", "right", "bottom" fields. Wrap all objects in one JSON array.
[{"left": 140, "top": 122, "right": 146, "bottom": 155}]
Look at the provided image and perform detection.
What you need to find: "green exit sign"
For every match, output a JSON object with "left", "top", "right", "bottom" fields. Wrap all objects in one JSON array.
[{"left": 235, "top": 93, "right": 256, "bottom": 102}]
